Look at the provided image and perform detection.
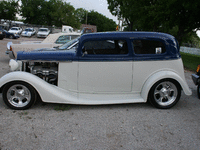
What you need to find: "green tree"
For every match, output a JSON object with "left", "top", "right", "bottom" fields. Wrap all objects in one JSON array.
[
  {"left": 47, "top": 0, "right": 78, "bottom": 27},
  {"left": 75, "top": 8, "right": 87, "bottom": 25},
  {"left": 20, "top": 0, "right": 79, "bottom": 27},
  {"left": 107, "top": 0, "right": 200, "bottom": 44},
  {"left": 0, "top": 0, "right": 19, "bottom": 21},
  {"left": 82, "top": 10, "right": 117, "bottom": 32},
  {"left": 20, "top": 0, "right": 46, "bottom": 24}
]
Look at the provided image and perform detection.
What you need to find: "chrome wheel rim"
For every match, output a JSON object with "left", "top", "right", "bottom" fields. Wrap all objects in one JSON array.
[
  {"left": 154, "top": 81, "right": 177, "bottom": 106},
  {"left": 7, "top": 84, "right": 31, "bottom": 107}
]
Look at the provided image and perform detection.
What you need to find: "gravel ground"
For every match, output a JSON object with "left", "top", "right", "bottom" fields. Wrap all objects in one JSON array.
[{"left": 0, "top": 37, "right": 199, "bottom": 150}]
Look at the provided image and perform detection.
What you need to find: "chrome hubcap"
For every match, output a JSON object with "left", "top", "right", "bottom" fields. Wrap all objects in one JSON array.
[
  {"left": 7, "top": 84, "right": 31, "bottom": 107},
  {"left": 154, "top": 81, "right": 177, "bottom": 106}
]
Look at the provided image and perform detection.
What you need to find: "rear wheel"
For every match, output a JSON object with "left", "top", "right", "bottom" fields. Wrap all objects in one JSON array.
[
  {"left": 198, "top": 83, "right": 200, "bottom": 99},
  {"left": 148, "top": 79, "right": 181, "bottom": 109},
  {"left": 2, "top": 81, "right": 37, "bottom": 110}
]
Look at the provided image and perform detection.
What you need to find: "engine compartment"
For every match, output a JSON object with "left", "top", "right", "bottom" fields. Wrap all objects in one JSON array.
[{"left": 26, "top": 62, "right": 58, "bottom": 85}]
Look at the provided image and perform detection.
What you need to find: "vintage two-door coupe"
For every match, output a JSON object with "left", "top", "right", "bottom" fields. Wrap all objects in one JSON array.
[{"left": 0, "top": 32, "right": 192, "bottom": 109}]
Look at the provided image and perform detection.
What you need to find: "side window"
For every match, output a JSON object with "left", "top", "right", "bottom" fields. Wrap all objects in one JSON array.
[
  {"left": 82, "top": 40, "right": 128, "bottom": 55},
  {"left": 133, "top": 40, "right": 166, "bottom": 54}
]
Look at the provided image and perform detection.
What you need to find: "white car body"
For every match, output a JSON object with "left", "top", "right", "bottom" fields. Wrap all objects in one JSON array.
[
  {"left": 0, "top": 32, "right": 192, "bottom": 110},
  {"left": 37, "top": 28, "right": 50, "bottom": 38},
  {"left": 8, "top": 27, "right": 22, "bottom": 35},
  {"left": 0, "top": 59, "right": 191, "bottom": 105},
  {"left": 21, "top": 28, "right": 36, "bottom": 37},
  {"left": 6, "top": 32, "right": 81, "bottom": 59}
]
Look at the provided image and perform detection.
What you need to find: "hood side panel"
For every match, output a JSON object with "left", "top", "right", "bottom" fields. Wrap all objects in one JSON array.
[{"left": 17, "top": 51, "right": 75, "bottom": 61}]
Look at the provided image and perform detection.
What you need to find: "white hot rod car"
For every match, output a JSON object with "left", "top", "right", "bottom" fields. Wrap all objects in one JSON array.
[{"left": 0, "top": 32, "right": 192, "bottom": 110}]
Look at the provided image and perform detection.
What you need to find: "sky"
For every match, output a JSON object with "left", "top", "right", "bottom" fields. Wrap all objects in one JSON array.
[{"left": 65, "top": 0, "right": 118, "bottom": 23}]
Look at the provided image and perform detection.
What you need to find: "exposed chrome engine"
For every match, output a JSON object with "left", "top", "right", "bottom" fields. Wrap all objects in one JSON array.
[
  {"left": 28, "top": 62, "right": 58, "bottom": 85},
  {"left": 9, "top": 60, "right": 59, "bottom": 85}
]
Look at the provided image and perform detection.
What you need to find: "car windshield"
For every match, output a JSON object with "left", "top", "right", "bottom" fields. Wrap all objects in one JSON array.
[
  {"left": 11, "top": 28, "right": 18, "bottom": 30},
  {"left": 39, "top": 29, "right": 48, "bottom": 32},
  {"left": 58, "top": 37, "right": 80, "bottom": 50},
  {"left": 55, "top": 35, "right": 80, "bottom": 45},
  {"left": 25, "top": 28, "right": 33, "bottom": 31}
]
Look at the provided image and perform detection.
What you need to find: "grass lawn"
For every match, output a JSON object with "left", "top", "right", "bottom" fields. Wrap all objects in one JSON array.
[{"left": 180, "top": 52, "right": 200, "bottom": 72}]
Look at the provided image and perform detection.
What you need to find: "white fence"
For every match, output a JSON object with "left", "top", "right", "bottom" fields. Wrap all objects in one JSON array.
[{"left": 180, "top": 46, "right": 200, "bottom": 55}]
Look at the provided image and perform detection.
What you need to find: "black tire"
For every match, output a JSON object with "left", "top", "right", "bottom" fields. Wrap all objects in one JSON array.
[
  {"left": 0, "top": 38, "right": 3, "bottom": 40},
  {"left": 9, "top": 35, "right": 14, "bottom": 39},
  {"left": 2, "top": 81, "right": 37, "bottom": 110},
  {"left": 198, "top": 83, "right": 200, "bottom": 99},
  {"left": 148, "top": 79, "right": 181, "bottom": 109}
]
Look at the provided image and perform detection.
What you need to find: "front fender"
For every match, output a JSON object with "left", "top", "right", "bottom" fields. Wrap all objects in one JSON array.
[
  {"left": 0, "top": 71, "right": 78, "bottom": 103},
  {"left": 0, "top": 71, "right": 46, "bottom": 91},
  {"left": 141, "top": 71, "right": 192, "bottom": 101}
]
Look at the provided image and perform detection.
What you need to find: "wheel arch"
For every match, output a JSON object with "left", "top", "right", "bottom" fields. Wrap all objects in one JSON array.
[
  {"left": 141, "top": 70, "right": 192, "bottom": 101},
  {"left": 0, "top": 72, "right": 46, "bottom": 100},
  {"left": 0, "top": 71, "right": 77, "bottom": 104},
  {"left": 1, "top": 80, "right": 40, "bottom": 97}
]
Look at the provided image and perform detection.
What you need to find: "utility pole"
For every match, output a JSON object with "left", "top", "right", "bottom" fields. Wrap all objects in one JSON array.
[{"left": 86, "top": 11, "right": 88, "bottom": 25}]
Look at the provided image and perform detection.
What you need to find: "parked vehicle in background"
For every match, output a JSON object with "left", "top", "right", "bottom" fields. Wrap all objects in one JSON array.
[
  {"left": 6, "top": 32, "right": 81, "bottom": 59},
  {"left": 21, "top": 28, "right": 36, "bottom": 37},
  {"left": 1, "top": 32, "right": 192, "bottom": 110},
  {"left": 37, "top": 28, "right": 50, "bottom": 38},
  {"left": 32, "top": 36, "right": 80, "bottom": 52},
  {"left": 8, "top": 27, "right": 22, "bottom": 35},
  {"left": 0, "top": 26, "right": 5, "bottom": 40},
  {"left": 2, "top": 29, "right": 20, "bottom": 39},
  {"left": 81, "top": 27, "right": 95, "bottom": 34},
  {"left": 192, "top": 64, "right": 200, "bottom": 99},
  {"left": 62, "top": 25, "right": 74, "bottom": 33}
]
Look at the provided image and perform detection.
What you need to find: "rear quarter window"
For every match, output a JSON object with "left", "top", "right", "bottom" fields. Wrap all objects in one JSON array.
[{"left": 133, "top": 40, "right": 166, "bottom": 54}]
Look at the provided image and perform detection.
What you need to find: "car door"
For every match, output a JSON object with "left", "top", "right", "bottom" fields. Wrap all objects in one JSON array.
[{"left": 78, "top": 39, "right": 133, "bottom": 93}]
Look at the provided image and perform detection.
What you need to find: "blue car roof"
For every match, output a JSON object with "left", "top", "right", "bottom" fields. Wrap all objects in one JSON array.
[{"left": 79, "top": 31, "right": 176, "bottom": 42}]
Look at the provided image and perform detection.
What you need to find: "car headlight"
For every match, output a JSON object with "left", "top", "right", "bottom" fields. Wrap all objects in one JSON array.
[{"left": 9, "top": 59, "right": 22, "bottom": 71}]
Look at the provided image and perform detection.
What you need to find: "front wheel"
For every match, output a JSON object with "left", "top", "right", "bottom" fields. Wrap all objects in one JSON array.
[
  {"left": 198, "top": 84, "right": 200, "bottom": 99},
  {"left": 148, "top": 79, "right": 181, "bottom": 109},
  {"left": 2, "top": 81, "right": 37, "bottom": 110}
]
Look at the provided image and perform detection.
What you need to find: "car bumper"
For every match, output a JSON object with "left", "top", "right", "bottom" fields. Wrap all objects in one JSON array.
[
  {"left": 5, "top": 50, "right": 15, "bottom": 59},
  {"left": 21, "top": 34, "right": 31, "bottom": 37},
  {"left": 192, "top": 74, "right": 200, "bottom": 85},
  {"left": 5, "top": 50, "right": 9, "bottom": 55},
  {"left": 11, "top": 35, "right": 20, "bottom": 39},
  {"left": 14, "top": 35, "right": 20, "bottom": 38},
  {"left": 37, "top": 34, "right": 48, "bottom": 38}
]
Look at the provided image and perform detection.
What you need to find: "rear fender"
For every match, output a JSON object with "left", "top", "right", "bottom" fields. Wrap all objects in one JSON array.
[{"left": 141, "top": 71, "right": 192, "bottom": 101}]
